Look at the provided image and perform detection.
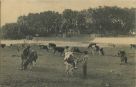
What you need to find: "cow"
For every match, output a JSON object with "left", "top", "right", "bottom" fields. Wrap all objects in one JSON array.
[
  {"left": 99, "top": 48, "right": 105, "bottom": 56},
  {"left": 0, "top": 44, "right": 6, "bottom": 48},
  {"left": 130, "top": 44, "right": 136, "bottom": 49},
  {"left": 10, "top": 44, "right": 13, "bottom": 46},
  {"left": 39, "top": 45, "right": 44, "bottom": 48},
  {"left": 21, "top": 46, "right": 38, "bottom": 70},
  {"left": 88, "top": 43, "right": 96, "bottom": 48},
  {"left": 39, "top": 45, "right": 49, "bottom": 52},
  {"left": 53, "top": 47, "right": 65, "bottom": 56},
  {"left": 88, "top": 43, "right": 99, "bottom": 55},
  {"left": 89, "top": 44, "right": 104, "bottom": 56},
  {"left": 9, "top": 44, "right": 15, "bottom": 48},
  {"left": 48, "top": 43, "right": 56, "bottom": 49},
  {"left": 91, "top": 45, "right": 101, "bottom": 55},
  {"left": 118, "top": 50, "right": 127, "bottom": 64},
  {"left": 71, "top": 47, "right": 82, "bottom": 53},
  {"left": 23, "top": 50, "right": 38, "bottom": 70}
]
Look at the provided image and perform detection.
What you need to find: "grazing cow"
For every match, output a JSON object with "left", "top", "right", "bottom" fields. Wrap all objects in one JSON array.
[
  {"left": 118, "top": 50, "right": 127, "bottom": 64},
  {"left": 88, "top": 43, "right": 99, "bottom": 55},
  {"left": 48, "top": 43, "right": 56, "bottom": 49},
  {"left": 88, "top": 43, "right": 96, "bottom": 48},
  {"left": 23, "top": 50, "right": 38, "bottom": 70},
  {"left": 21, "top": 46, "right": 38, "bottom": 70},
  {"left": 53, "top": 47, "right": 64, "bottom": 56},
  {"left": 39, "top": 45, "right": 44, "bottom": 49},
  {"left": 130, "top": 44, "right": 136, "bottom": 49},
  {"left": 21, "top": 45, "right": 30, "bottom": 70},
  {"left": 0, "top": 44, "right": 6, "bottom": 48},
  {"left": 89, "top": 44, "right": 103, "bottom": 55},
  {"left": 39, "top": 45, "right": 49, "bottom": 52},
  {"left": 100, "top": 48, "right": 105, "bottom": 56},
  {"left": 71, "top": 47, "right": 82, "bottom": 53},
  {"left": 10, "top": 44, "right": 15, "bottom": 48},
  {"left": 94, "top": 45, "right": 100, "bottom": 55}
]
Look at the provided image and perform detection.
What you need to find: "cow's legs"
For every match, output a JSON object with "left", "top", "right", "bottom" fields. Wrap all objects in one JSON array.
[
  {"left": 29, "top": 62, "right": 33, "bottom": 70},
  {"left": 21, "top": 54, "right": 26, "bottom": 70},
  {"left": 120, "top": 57, "right": 124, "bottom": 65},
  {"left": 92, "top": 49, "right": 95, "bottom": 55},
  {"left": 33, "top": 61, "right": 37, "bottom": 66},
  {"left": 54, "top": 50, "right": 56, "bottom": 55},
  {"left": 21, "top": 59, "right": 25, "bottom": 70},
  {"left": 124, "top": 57, "right": 127, "bottom": 63}
]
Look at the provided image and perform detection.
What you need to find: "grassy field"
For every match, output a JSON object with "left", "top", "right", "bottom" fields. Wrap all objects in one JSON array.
[{"left": 0, "top": 45, "right": 135, "bottom": 87}]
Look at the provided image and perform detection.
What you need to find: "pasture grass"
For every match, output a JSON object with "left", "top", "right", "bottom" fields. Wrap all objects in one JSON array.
[{"left": 0, "top": 45, "right": 135, "bottom": 87}]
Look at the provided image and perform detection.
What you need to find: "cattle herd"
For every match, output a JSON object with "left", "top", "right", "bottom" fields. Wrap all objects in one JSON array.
[{"left": 0, "top": 42, "right": 135, "bottom": 76}]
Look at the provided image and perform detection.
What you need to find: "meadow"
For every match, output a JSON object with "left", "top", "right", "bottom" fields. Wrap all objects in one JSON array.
[{"left": 0, "top": 44, "right": 135, "bottom": 87}]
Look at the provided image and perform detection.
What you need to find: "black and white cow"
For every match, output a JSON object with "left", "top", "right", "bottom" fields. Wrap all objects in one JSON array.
[
  {"left": 53, "top": 46, "right": 65, "bottom": 56},
  {"left": 48, "top": 43, "right": 56, "bottom": 49},
  {"left": 130, "top": 44, "right": 136, "bottom": 49},
  {"left": 117, "top": 50, "right": 127, "bottom": 64},
  {"left": 0, "top": 44, "right": 6, "bottom": 48},
  {"left": 71, "top": 47, "right": 82, "bottom": 53},
  {"left": 88, "top": 43, "right": 96, "bottom": 48},
  {"left": 99, "top": 48, "right": 104, "bottom": 56},
  {"left": 21, "top": 46, "right": 38, "bottom": 70},
  {"left": 39, "top": 45, "right": 49, "bottom": 52}
]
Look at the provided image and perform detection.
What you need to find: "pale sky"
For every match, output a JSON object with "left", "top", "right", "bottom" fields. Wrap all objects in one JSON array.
[{"left": 1, "top": 0, "right": 136, "bottom": 26}]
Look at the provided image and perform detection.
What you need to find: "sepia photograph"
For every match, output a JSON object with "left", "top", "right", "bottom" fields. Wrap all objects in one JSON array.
[{"left": 0, "top": 0, "right": 136, "bottom": 87}]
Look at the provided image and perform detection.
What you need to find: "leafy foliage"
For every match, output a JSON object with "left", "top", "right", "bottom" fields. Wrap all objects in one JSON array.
[{"left": 2, "top": 7, "right": 135, "bottom": 39}]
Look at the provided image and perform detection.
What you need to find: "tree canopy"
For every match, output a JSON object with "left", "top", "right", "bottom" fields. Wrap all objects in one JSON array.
[{"left": 1, "top": 6, "right": 135, "bottom": 39}]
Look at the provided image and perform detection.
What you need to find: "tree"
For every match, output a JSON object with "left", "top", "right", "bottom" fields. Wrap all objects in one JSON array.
[
  {"left": 62, "top": 9, "right": 79, "bottom": 36},
  {"left": 2, "top": 23, "right": 24, "bottom": 39},
  {"left": 2, "top": 7, "right": 135, "bottom": 39}
]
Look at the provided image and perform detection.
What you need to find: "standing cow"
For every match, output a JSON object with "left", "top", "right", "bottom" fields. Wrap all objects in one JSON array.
[
  {"left": 88, "top": 43, "right": 96, "bottom": 48},
  {"left": 130, "top": 44, "right": 136, "bottom": 49},
  {"left": 53, "top": 47, "right": 65, "bottom": 56},
  {"left": 100, "top": 48, "right": 105, "bottom": 56},
  {"left": 39, "top": 45, "right": 49, "bottom": 52},
  {"left": 118, "top": 50, "right": 127, "bottom": 64},
  {"left": 48, "top": 43, "right": 56, "bottom": 49},
  {"left": 21, "top": 45, "right": 38, "bottom": 70}
]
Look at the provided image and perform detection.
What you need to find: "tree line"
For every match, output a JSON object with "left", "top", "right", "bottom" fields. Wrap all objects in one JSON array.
[{"left": 1, "top": 6, "right": 136, "bottom": 39}]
